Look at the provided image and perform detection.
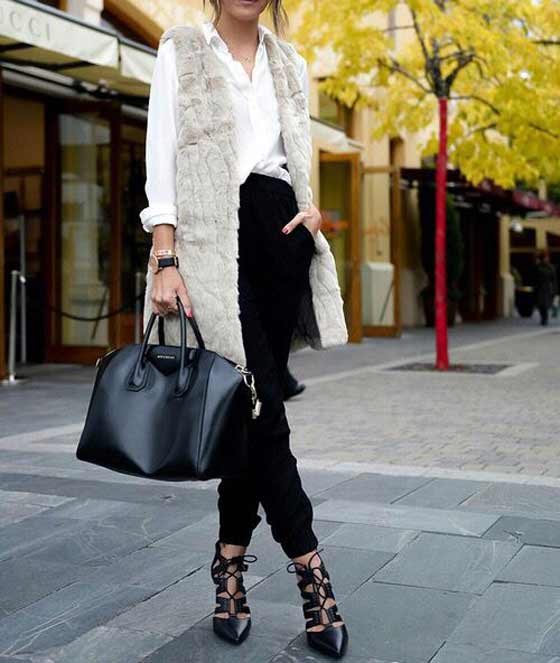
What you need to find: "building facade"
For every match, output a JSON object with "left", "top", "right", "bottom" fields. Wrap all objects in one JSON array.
[
  {"left": 3, "top": 1, "right": 557, "bottom": 378},
  {"left": 0, "top": 0, "right": 371, "bottom": 379}
]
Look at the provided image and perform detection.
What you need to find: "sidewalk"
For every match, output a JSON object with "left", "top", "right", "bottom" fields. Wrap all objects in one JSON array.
[{"left": 1, "top": 318, "right": 559, "bottom": 662}]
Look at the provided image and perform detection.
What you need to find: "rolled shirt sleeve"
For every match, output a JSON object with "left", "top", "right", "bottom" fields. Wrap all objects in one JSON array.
[{"left": 139, "top": 39, "right": 179, "bottom": 233}]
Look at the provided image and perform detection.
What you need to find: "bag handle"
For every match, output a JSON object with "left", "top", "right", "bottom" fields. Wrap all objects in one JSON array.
[
  {"left": 157, "top": 302, "right": 205, "bottom": 350},
  {"left": 129, "top": 297, "right": 205, "bottom": 396}
]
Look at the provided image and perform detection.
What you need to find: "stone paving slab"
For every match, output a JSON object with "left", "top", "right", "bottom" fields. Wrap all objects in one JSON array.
[
  {"left": 86, "top": 547, "right": 209, "bottom": 593},
  {"left": 482, "top": 516, "right": 560, "bottom": 547},
  {"left": 393, "top": 478, "right": 490, "bottom": 509},
  {"left": 496, "top": 545, "right": 560, "bottom": 587},
  {"left": 141, "top": 625, "right": 288, "bottom": 663},
  {"left": 43, "top": 626, "right": 171, "bottom": 663},
  {"left": 0, "top": 558, "right": 85, "bottom": 616},
  {"left": 270, "top": 641, "right": 402, "bottom": 663},
  {"left": 448, "top": 583, "right": 560, "bottom": 656},
  {"left": 313, "top": 498, "right": 499, "bottom": 535},
  {"left": 108, "top": 565, "right": 237, "bottom": 637},
  {"left": 459, "top": 483, "right": 560, "bottom": 521},
  {"left": 314, "top": 472, "right": 432, "bottom": 503},
  {"left": 320, "top": 522, "right": 418, "bottom": 553},
  {"left": 431, "top": 643, "right": 560, "bottom": 663},
  {"left": 0, "top": 581, "right": 152, "bottom": 656},
  {"left": 0, "top": 501, "right": 52, "bottom": 528},
  {"left": 0, "top": 513, "right": 86, "bottom": 563},
  {"left": 249, "top": 544, "right": 393, "bottom": 606},
  {"left": 374, "top": 532, "right": 520, "bottom": 594},
  {"left": 340, "top": 580, "right": 474, "bottom": 662}
]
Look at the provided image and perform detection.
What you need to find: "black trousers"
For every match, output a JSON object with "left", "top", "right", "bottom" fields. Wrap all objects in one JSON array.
[{"left": 217, "top": 172, "right": 319, "bottom": 559}]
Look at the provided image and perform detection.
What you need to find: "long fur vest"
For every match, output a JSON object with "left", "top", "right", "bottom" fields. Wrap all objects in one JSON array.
[{"left": 143, "top": 24, "right": 348, "bottom": 367}]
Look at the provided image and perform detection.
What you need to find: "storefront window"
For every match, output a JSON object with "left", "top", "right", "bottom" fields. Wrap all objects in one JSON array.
[
  {"left": 320, "top": 160, "right": 352, "bottom": 297},
  {"left": 59, "top": 113, "right": 111, "bottom": 347},
  {"left": 319, "top": 152, "right": 362, "bottom": 340},
  {"left": 318, "top": 83, "right": 354, "bottom": 137}
]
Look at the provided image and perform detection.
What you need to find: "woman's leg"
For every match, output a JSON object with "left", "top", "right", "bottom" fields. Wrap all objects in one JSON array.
[{"left": 216, "top": 172, "right": 319, "bottom": 559}]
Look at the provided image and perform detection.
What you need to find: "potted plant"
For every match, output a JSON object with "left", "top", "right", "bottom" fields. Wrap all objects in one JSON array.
[{"left": 419, "top": 183, "right": 464, "bottom": 327}]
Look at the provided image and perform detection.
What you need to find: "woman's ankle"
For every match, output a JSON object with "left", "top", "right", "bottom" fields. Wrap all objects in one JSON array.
[
  {"left": 218, "top": 541, "right": 247, "bottom": 558},
  {"left": 292, "top": 548, "right": 321, "bottom": 568}
]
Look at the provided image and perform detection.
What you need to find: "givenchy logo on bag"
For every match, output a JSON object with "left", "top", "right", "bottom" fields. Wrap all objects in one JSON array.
[{"left": 156, "top": 354, "right": 175, "bottom": 360}]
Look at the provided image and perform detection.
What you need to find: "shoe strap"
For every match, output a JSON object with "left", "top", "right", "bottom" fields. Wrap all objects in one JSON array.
[
  {"left": 211, "top": 542, "right": 257, "bottom": 617},
  {"left": 287, "top": 549, "right": 342, "bottom": 628},
  {"left": 214, "top": 595, "right": 251, "bottom": 616}
]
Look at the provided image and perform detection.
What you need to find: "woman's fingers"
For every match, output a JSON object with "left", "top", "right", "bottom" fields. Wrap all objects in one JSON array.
[
  {"left": 176, "top": 285, "right": 193, "bottom": 318},
  {"left": 282, "top": 211, "right": 311, "bottom": 234},
  {"left": 151, "top": 269, "right": 192, "bottom": 318}
]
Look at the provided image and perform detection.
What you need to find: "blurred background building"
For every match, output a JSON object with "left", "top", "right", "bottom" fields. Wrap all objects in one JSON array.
[{"left": 1, "top": 0, "right": 559, "bottom": 377}]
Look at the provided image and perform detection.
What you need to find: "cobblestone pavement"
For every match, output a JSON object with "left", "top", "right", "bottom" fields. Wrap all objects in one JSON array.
[
  {"left": 6, "top": 316, "right": 556, "bottom": 478},
  {"left": 1, "top": 317, "right": 560, "bottom": 662}
]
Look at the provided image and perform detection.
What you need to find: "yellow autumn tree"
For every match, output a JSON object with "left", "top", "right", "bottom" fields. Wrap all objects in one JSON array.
[{"left": 286, "top": 0, "right": 560, "bottom": 368}]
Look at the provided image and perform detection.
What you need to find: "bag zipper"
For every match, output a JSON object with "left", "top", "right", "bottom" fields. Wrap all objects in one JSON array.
[
  {"left": 96, "top": 347, "right": 117, "bottom": 368},
  {"left": 234, "top": 364, "right": 262, "bottom": 419}
]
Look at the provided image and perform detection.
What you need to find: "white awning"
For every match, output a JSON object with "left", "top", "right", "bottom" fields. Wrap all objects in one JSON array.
[
  {"left": 0, "top": 0, "right": 155, "bottom": 98},
  {"left": 120, "top": 40, "right": 156, "bottom": 94},
  {"left": 0, "top": 0, "right": 118, "bottom": 73},
  {"left": 310, "top": 117, "right": 363, "bottom": 153}
]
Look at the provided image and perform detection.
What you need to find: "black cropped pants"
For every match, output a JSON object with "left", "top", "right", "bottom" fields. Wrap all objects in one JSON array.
[{"left": 217, "top": 171, "right": 319, "bottom": 559}]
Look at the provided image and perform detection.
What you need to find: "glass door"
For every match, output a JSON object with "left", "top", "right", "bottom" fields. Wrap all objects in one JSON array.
[
  {"left": 46, "top": 103, "right": 120, "bottom": 363},
  {"left": 319, "top": 151, "right": 362, "bottom": 342}
]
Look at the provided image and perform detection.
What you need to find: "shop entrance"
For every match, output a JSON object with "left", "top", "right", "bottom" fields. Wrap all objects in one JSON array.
[
  {"left": 319, "top": 150, "right": 362, "bottom": 342},
  {"left": 2, "top": 89, "right": 47, "bottom": 369},
  {"left": 45, "top": 101, "right": 149, "bottom": 363},
  {"left": 46, "top": 102, "right": 119, "bottom": 363},
  {"left": 2, "top": 89, "right": 149, "bottom": 370}
]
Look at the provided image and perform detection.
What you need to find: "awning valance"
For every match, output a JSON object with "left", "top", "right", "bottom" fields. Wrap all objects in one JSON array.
[
  {"left": 0, "top": 0, "right": 155, "bottom": 97},
  {"left": 310, "top": 117, "right": 362, "bottom": 153}
]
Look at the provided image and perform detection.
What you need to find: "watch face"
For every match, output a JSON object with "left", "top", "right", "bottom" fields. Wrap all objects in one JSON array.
[{"left": 148, "top": 254, "right": 159, "bottom": 274}]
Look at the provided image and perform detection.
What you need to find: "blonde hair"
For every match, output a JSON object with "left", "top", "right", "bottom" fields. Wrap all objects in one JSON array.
[{"left": 202, "top": 0, "right": 289, "bottom": 36}]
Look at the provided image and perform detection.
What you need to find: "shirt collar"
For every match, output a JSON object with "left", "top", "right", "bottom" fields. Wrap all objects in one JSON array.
[{"left": 201, "top": 20, "right": 271, "bottom": 53}]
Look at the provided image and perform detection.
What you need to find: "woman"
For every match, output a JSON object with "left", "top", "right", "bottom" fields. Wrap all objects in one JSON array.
[{"left": 140, "top": 0, "right": 348, "bottom": 658}]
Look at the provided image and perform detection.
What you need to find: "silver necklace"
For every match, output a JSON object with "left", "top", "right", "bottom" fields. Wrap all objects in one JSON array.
[{"left": 215, "top": 27, "right": 257, "bottom": 65}]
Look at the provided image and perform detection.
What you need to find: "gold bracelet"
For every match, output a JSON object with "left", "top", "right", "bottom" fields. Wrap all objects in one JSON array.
[{"left": 152, "top": 248, "right": 176, "bottom": 258}]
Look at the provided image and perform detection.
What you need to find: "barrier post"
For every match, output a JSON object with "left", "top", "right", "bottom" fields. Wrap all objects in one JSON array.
[
  {"left": 19, "top": 215, "right": 27, "bottom": 364},
  {"left": 7, "top": 270, "right": 18, "bottom": 383}
]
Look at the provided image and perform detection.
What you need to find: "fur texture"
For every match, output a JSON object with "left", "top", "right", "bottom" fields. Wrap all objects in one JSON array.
[{"left": 143, "top": 25, "right": 348, "bottom": 366}]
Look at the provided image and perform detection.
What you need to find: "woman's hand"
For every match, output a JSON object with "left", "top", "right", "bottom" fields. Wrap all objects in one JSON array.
[
  {"left": 281, "top": 203, "right": 322, "bottom": 237},
  {"left": 151, "top": 267, "right": 193, "bottom": 317}
]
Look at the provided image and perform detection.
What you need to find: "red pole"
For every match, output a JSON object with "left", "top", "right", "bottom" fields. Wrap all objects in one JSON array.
[{"left": 435, "top": 96, "right": 449, "bottom": 370}]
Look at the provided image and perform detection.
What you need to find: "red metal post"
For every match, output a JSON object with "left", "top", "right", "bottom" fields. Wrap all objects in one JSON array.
[{"left": 435, "top": 97, "right": 449, "bottom": 370}]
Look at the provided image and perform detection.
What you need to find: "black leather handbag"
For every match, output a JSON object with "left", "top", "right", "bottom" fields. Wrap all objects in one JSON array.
[{"left": 76, "top": 298, "right": 260, "bottom": 481}]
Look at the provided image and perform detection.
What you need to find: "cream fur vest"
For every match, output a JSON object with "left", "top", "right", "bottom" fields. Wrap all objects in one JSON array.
[{"left": 143, "top": 25, "right": 348, "bottom": 367}]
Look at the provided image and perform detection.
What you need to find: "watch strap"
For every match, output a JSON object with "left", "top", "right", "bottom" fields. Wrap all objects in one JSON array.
[{"left": 157, "top": 256, "right": 179, "bottom": 271}]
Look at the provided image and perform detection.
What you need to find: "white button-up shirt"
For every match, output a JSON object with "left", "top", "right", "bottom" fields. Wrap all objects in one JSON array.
[{"left": 140, "top": 20, "right": 311, "bottom": 233}]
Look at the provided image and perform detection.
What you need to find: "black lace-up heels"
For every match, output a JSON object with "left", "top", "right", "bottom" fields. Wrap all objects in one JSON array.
[
  {"left": 210, "top": 540, "right": 257, "bottom": 645},
  {"left": 287, "top": 549, "right": 349, "bottom": 659}
]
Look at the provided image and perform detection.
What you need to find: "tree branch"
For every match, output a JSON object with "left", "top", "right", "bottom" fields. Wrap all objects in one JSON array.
[{"left": 377, "top": 59, "right": 433, "bottom": 94}]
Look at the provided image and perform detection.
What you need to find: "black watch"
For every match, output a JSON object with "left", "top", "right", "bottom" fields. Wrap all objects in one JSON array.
[{"left": 149, "top": 254, "right": 179, "bottom": 274}]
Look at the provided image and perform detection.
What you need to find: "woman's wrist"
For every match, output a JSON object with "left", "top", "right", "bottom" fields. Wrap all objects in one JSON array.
[{"left": 152, "top": 223, "right": 176, "bottom": 254}]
